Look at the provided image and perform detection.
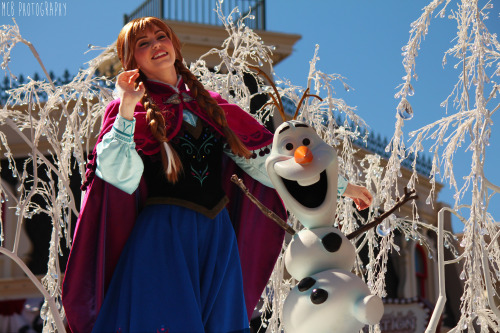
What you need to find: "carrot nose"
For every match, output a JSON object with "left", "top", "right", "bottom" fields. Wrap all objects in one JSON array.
[{"left": 294, "top": 146, "right": 313, "bottom": 164}]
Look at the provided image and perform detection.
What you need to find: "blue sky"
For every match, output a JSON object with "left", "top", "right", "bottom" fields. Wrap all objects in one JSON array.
[{"left": 1, "top": 0, "right": 499, "bottom": 232}]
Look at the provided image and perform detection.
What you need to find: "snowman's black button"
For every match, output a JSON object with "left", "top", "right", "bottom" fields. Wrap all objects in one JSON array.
[
  {"left": 298, "top": 277, "right": 316, "bottom": 292},
  {"left": 322, "top": 232, "right": 342, "bottom": 252},
  {"left": 310, "top": 288, "right": 328, "bottom": 304}
]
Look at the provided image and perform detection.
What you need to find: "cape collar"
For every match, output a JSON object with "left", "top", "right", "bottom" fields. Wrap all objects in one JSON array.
[
  {"left": 144, "top": 77, "right": 195, "bottom": 106},
  {"left": 144, "top": 76, "right": 184, "bottom": 95}
]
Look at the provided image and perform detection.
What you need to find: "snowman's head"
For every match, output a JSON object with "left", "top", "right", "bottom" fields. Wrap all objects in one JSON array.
[{"left": 266, "top": 121, "right": 339, "bottom": 229}]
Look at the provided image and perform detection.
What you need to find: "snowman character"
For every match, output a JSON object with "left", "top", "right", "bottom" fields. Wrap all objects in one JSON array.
[{"left": 266, "top": 120, "right": 383, "bottom": 333}]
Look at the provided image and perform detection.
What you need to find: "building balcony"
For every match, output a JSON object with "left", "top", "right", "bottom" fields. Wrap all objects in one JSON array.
[{"left": 124, "top": 0, "right": 266, "bottom": 31}]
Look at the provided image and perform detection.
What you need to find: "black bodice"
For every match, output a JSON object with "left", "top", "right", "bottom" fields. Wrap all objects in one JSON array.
[{"left": 142, "top": 119, "right": 228, "bottom": 218}]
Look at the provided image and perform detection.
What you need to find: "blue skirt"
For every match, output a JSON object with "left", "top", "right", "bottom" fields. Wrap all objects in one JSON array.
[{"left": 92, "top": 204, "right": 250, "bottom": 333}]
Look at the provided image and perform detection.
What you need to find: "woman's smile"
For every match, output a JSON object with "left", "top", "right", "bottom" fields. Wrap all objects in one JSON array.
[
  {"left": 152, "top": 51, "right": 168, "bottom": 59},
  {"left": 134, "top": 25, "right": 177, "bottom": 84}
]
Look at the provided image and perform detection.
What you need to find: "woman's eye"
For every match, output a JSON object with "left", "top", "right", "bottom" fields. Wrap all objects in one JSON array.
[
  {"left": 158, "top": 34, "right": 167, "bottom": 40},
  {"left": 303, "top": 138, "right": 311, "bottom": 146},
  {"left": 139, "top": 42, "right": 149, "bottom": 47},
  {"left": 285, "top": 143, "right": 294, "bottom": 151}
]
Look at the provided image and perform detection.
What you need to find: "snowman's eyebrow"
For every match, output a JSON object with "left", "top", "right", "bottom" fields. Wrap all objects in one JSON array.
[
  {"left": 278, "top": 125, "right": 290, "bottom": 134},
  {"left": 295, "top": 124, "right": 309, "bottom": 128}
]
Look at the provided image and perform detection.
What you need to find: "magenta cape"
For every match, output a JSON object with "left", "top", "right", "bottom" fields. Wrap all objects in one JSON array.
[{"left": 62, "top": 80, "right": 286, "bottom": 333}]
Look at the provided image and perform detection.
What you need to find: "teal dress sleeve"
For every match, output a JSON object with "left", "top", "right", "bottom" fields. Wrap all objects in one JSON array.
[
  {"left": 224, "top": 144, "right": 274, "bottom": 188},
  {"left": 95, "top": 114, "right": 144, "bottom": 195},
  {"left": 337, "top": 173, "right": 348, "bottom": 196}
]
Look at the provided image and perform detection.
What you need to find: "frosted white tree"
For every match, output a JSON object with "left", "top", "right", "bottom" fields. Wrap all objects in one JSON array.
[
  {"left": 0, "top": 19, "right": 115, "bottom": 332},
  {"left": 380, "top": 0, "right": 500, "bottom": 332}
]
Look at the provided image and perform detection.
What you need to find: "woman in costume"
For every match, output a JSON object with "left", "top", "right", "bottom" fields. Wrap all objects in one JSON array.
[{"left": 62, "top": 17, "right": 372, "bottom": 333}]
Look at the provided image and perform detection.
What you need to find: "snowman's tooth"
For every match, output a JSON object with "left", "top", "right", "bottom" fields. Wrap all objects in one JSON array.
[{"left": 297, "top": 173, "right": 321, "bottom": 186}]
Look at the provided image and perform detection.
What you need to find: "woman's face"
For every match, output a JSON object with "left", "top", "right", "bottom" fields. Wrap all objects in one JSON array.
[{"left": 133, "top": 24, "right": 177, "bottom": 82}]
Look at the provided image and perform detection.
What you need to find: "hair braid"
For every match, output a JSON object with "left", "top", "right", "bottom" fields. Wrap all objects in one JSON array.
[
  {"left": 141, "top": 84, "right": 183, "bottom": 183},
  {"left": 175, "top": 61, "right": 251, "bottom": 158}
]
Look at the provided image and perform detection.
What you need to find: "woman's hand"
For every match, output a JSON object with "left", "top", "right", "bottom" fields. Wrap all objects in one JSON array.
[
  {"left": 343, "top": 183, "right": 373, "bottom": 211},
  {"left": 116, "top": 69, "right": 145, "bottom": 120}
]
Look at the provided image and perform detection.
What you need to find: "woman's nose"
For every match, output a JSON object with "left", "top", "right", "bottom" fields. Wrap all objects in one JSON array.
[{"left": 294, "top": 146, "right": 313, "bottom": 165}]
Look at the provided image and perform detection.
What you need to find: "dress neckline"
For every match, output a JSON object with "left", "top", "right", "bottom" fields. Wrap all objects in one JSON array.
[{"left": 145, "top": 76, "right": 185, "bottom": 95}]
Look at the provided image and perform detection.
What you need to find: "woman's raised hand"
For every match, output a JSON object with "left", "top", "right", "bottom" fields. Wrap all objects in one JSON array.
[
  {"left": 116, "top": 69, "right": 145, "bottom": 120},
  {"left": 343, "top": 183, "right": 373, "bottom": 211}
]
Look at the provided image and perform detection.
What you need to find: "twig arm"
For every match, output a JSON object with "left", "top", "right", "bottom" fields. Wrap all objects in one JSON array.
[
  {"left": 346, "top": 187, "right": 418, "bottom": 240},
  {"left": 230, "top": 175, "right": 295, "bottom": 235}
]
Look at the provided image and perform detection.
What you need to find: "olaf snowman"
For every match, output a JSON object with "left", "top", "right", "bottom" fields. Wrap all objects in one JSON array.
[{"left": 265, "top": 120, "right": 384, "bottom": 333}]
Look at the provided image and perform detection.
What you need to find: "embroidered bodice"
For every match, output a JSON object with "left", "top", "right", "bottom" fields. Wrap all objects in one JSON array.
[{"left": 143, "top": 118, "right": 228, "bottom": 218}]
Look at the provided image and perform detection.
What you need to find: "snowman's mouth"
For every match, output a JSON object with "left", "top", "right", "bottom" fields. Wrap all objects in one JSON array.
[{"left": 282, "top": 170, "right": 328, "bottom": 208}]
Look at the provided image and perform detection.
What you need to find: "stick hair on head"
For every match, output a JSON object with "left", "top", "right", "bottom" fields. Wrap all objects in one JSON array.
[{"left": 248, "top": 66, "right": 323, "bottom": 122}]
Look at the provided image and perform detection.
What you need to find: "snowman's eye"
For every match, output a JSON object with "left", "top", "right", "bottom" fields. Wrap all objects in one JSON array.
[
  {"left": 302, "top": 138, "right": 310, "bottom": 146},
  {"left": 298, "top": 277, "right": 316, "bottom": 292},
  {"left": 322, "top": 232, "right": 342, "bottom": 253},
  {"left": 310, "top": 288, "right": 328, "bottom": 305},
  {"left": 285, "top": 143, "right": 294, "bottom": 151}
]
